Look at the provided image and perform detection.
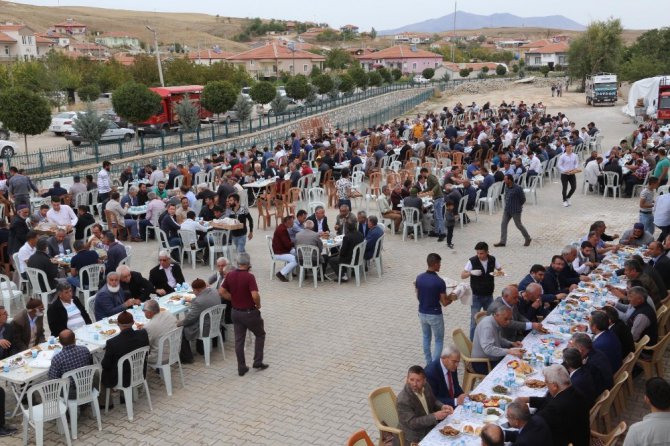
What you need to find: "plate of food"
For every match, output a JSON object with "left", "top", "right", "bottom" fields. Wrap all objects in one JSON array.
[
  {"left": 469, "top": 393, "right": 487, "bottom": 403},
  {"left": 486, "top": 408, "right": 501, "bottom": 416},
  {"left": 107, "top": 318, "right": 117, "bottom": 324},
  {"left": 9, "top": 356, "right": 26, "bottom": 367},
  {"left": 507, "top": 360, "right": 533, "bottom": 375},
  {"left": 492, "top": 385, "right": 509, "bottom": 395},
  {"left": 439, "top": 426, "right": 460, "bottom": 437},
  {"left": 490, "top": 270, "right": 506, "bottom": 277},
  {"left": 579, "top": 296, "right": 591, "bottom": 302},
  {"left": 570, "top": 324, "right": 588, "bottom": 333},
  {"left": 99, "top": 329, "right": 117, "bottom": 336},
  {"left": 484, "top": 414, "right": 500, "bottom": 423},
  {"left": 462, "top": 425, "right": 483, "bottom": 436},
  {"left": 47, "top": 344, "right": 62, "bottom": 350},
  {"left": 525, "top": 379, "right": 547, "bottom": 389}
]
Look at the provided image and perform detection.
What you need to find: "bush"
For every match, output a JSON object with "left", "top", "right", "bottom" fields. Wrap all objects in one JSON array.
[
  {"left": 481, "top": 66, "right": 489, "bottom": 73},
  {"left": 496, "top": 64, "right": 507, "bottom": 76},
  {"left": 459, "top": 68, "right": 470, "bottom": 78},
  {"left": 368, "top": 71, "right": 383, "bottom": 87},
  {"left": 234, "top": 94, "right": 253, "bottom": 121},
  {"left": 249, "top": 81, "right": 276, "bottom": 104},
  {"left": 175, "top": 93, "right": 200, "bottom": 131},
  {"left": 512, "top": 64, "right": 520, "bottom": 73},
  {"left": 77, "top": 84, "right": 101, "bottom": 102},
  {"left": 111, "top": 81, "right": 162, "bottom": 125},
  {"left": 540, "top": 66, "right": 550, "bottom": 78},
  {"left": 391, "top": 68, "right": 402, "bottom": 81},
  {"left": 72, "top": 102, "right": 109, "bottom": 145},
  {"left": 270, "top": 93, "right": 288, "bottom": 114},
  {"left": 477, "top": 72, "right": 487, "bottom": 79},
  {"left": 421, "top": 68, "right": 435, "bottom": 80},
  {"left": 441, "top": 72, "right": 451, "bottom": 82}
]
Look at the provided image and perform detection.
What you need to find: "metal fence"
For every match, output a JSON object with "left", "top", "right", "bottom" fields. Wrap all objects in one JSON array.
[{"left": 29, "top": 76, "right": 512, "bottom": 184}]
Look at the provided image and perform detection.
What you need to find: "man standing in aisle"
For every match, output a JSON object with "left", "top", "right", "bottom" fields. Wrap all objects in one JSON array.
[
  {"left": 97, "top": 160, "right": 112, "bottom": 203},
  {"left": 494, "top": 174, "right": 531, "bottom": 247},
  {"left": 462, "top": 242, "right": 502, "bottom": 339},
  {"left": 422, "top": 168, "right": 446, "bottom": 242},
  {"left": 415, "top": 253, "right": 451, "bottom": 365},
  {"left": 221, "top": 252, "right": 268, "bottom": 376},
  {"left": 558, "top": 144, "right": 580, "bottom": 207}
]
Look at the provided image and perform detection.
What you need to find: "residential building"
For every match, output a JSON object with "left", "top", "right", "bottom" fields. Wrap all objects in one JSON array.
[
  {"left": 53, "top": 18, "right": 87, "bottom": 36},
  {"left": 524, "top": 41, "right": 569, "bottom": 67},
  {"left": 340, "top": 24, "right": 359, "bottom": 35},
  {"left": 94, "top": 32, "right": 140, "bottom": 48},
  {"left": 188, "top": 48, "right": 234, "bottom": 66},
  {"left": 68, "top": 42, "right": 109, "bottom": 59},
  {"left": 34, "top": 34, "right": 55, "bottom": 57},
  {"left": 355, "top": 44, "right": 442, "bottom": 74},
  {"left": 226, "top": 41, "right": 325, "bottom": 79},
  {"left": 394, "top": 32, "right": 432, "bottom": 44},
  {"left": 35, "top": 32, "right": 70, "bottom": 48},
  {"left": 0, "top": 23, "right": 38, "bottom": 62}
]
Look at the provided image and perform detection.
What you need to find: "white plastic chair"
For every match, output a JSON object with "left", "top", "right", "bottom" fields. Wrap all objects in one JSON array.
[
  {"left": 25, "top": 267, "right": 56, "bottom": 307},
  {"left": 307, "top": 187, "right": 326, "bottom": 203},
  {"left": 82, "top": 223, "right": 96, "bottom": 242},
  {"left": 0, "top": 273, "right": 24, "bottom": 317},
  {"left": 523, "top": 175, "right": 540, "bottom": 205},
  {"left": 150, "top": 326, "right": 185, "bottom": 396},
  {"left": 368, "top": 235, "right": 384, "bottom": 278},
  {"left": 86, "top": 296, "right": 96, "bottom": 319},
  {"left": 265, "top": 235, "right": 292, "bottom": 281},
  {"left": 197, "top": 304, "right": 225, "bottom": 366},
  {"left": 158, "top": 228, "right": 181, "bottom": 258},
  {"left": 401, "top": 207, "right": 422, "bottom": 242},
  {"left": 105, "top": 346, "right": 152, "bottom": 421},
  {"left": 457, "top": 195, "right": 469, "bottom": 229},
  {"left": 119, "top": 256, "right": 131, "bottom": 268},
  {"left": 658, "top": 185, "right": 669, "bottom": 196},
  {"left": 22, "top": 378, "right": 71, "bottom": 446},
  {"left": 338, "top": 241, "right": 366, "bottom": 287},
  {"left": 308, "top": 201, "right": 327, "bottom": 215},
  {"left": 173, "top": 175, "right": 184, "bottom": 190},
  {"left": 297, "top": 245, "right": 324, "bottom": 288},
  {"left": 632, "top": 171, "right": 651, "bottom": 198},
  {"left": 478, "top": 182, "right": 499, "bottom": 215},
  {"left": 603, "top": 171, "right": 620, "bottom": 199},
  {"left": 179, "top": 229, "right": 205, "bottom": 269},
  {"left": 63, "top": 364, "right": 102, "bottom": 440},
  {"left": 87, "top": 189, "right": 98, "bottom": 216},
  {"left": 208, "top": 229, "right": 232, "bottom": 270},
  {"left": 12, "top": 252, "right": 30, "bottom": 295},
  {"left": 78, "top": 263, "right": 105, "bottom": 304}
]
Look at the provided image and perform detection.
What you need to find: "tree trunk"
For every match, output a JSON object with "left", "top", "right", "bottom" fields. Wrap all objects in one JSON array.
[{"left": 23, "top": 134, "right": 28, "bottom": 155}]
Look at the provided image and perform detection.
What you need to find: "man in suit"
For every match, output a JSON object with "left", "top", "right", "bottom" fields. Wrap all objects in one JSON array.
[
  {"left": 208, "top": 257, "right": 232, "bottom": 325},
  {"left": 363, "top": 216, "right": 384, "bottom": 261},
  {"left": 602, "top": 305, "right": 635, "bottom": 357},
  {"left": 424, "top": 345, "right": 465, "bottom": 408},
  {"left": 94, "top": 272, "right": 140, "bottom": 321},
  {"left": 26, "top": 237, "right": 59, "bottom": 291},
  {"left": 504, "top": 401, "right": 553, "bottom": 446},
  {"left": 647, "top": 241, "right": 670, "bottom": 291},
  {"left": 356, "top": 211, "right": 368, "bottom": 237},
  {"left": 519, "top": 364, "right": 590, "bottom": 446},
  {"left": 11, "top": 298, "right": 45, "bottom": 352},
  {"left": 117, "top": 265, "right": 155, "bottom": 302},
  {"left": 396, "top": 365, "right": 453, "bottom": 445},
  {"left": 149, "top": 251, "right": 186, "bottom": 296},
  {"left": 47, "top": 282, "right": 91, "bottom": 336},
  {"left": 0, "top": 306, "right": 16, "bottom": 360},
  {"left": 589, "top": 310, "right": 623, "bottom": 372},
  {"left": 142, "top": 299, "right": 178, "bottom": 366},
  {"left": 74, "top": 205, "right": 96, "bottom": 241},
  {"left": 8, "top": 205, "right": 30, "bottom": 256},
  {"left": 562, "top": 347, "right": 597, "bottom": 408},
  {"left": 46, "top": 228, "right": 72, "bottom": 258},
  {"left": 307, "top": 206, "right": 330, "bottom": 235},
  {"left": 327, "top": 220, "right": 364, "bottom": 282},
  {"left": 487, "top": 285, "right": 544, "bottom": 342},
  {"left": 570, "top": 332, "right": 613, "bottom": 398},
  {"left": 100, "top": 311, "right": 149, "bottom": 403},
  {"left": 177, "top": 278, "right": 222, "bottom": 361}
]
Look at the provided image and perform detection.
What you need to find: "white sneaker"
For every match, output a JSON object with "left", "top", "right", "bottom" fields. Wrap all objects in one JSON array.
[
  {"left": 341, "top": 274, "right": 349, "bottom": 281},
  {"left": 566, "top": 199, "right": 571, "bottom": 206},
  {"left": 562, "top": 201, "right": 569, "bottom": 207}
]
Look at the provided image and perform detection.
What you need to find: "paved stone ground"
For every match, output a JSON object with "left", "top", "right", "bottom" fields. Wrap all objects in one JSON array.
[{"left": 2, "top": 86, "right": 663, "bottom": 445}]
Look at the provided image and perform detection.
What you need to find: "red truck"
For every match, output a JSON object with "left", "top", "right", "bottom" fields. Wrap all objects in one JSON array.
[
  {"left": 658, "top": 78, "right": 670, "bottom": 123},
  {"left": 136, "top": 85, "right": 213, "bottom": 135}
]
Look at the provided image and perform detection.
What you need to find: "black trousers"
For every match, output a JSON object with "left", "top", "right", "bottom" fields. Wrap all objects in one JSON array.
[
  {"left": 232, "top": 308, "right": 266, "bottom": 372},
  {"left": 0, "top": 387, "right": 5, "bottom": 427},
  {"left": 560, "top": 174, "right": 576, "bottom": 200}
]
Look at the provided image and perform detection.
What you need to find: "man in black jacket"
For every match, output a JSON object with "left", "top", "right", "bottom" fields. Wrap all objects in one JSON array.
[
  {"left": 47, "top": 282, "right": 91, "bottom": 336},
  {"left": 8, "top": 204, "right": 30, "bottom": 255},
  {"left": 0, "top": 306, "right": 16, "bottom": 360},
  {"left": 504, "top": 401, "right": 553, "bottom": 446},
  {"left": 570, "top": 332, "right": 613, "bottom": 397},
  {"left": 307, "top": 206, "right": 330, "bottom": 235},
  {"left": 118, "top": 265, "right": 155, "bottom": 302},
  {"left": 74, "top": 205, "right": 96, "bottom": 241},
  {"left": 327, "top": 221, "right": 364, "bottom": 282},
  {"left": 562, "top": 347, "right": 597, "bottom": 408},
  {"left": 520, "top": 364, "right": 590, "bottom": 446},
  {"left": 149, "top": 251, "right": 186, "bottom": 295},
  {"left": 26, "top": 238, "right": 59, "bottom": 290}
]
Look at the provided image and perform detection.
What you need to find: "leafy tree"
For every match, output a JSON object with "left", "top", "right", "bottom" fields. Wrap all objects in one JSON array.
[
  {"left": 111, "top": 81, "right": 162, "bottom": 125},
  {"left": 620, "top": 28, "right": 670, "bottom": 81},
  {"left": 377, "top": 67, "right": 392, "bottom": 84},
  {"left": 201, "top": 81, "right": 238, "bottom": 116},
  {"left": 93, "top": 59, "right": 130, "bottom": 92},
  {"left": 164, "top": 58, "right": 200, "bottom": 85},
  {"left": 312, "top": 74, "right": 334, "bottom": 95},
  {"left": 77, "top": 84, "right": 101, "bottom": 102},
  {"left": 496, "top": 64, "right": 507, "bottom": 76},
  {"left": 512, "top": 64, "right": 520, "bottom": 73},
  {"left": 338, "top": 73, "right": 354, "bottom": 93},
  {"left": 270, "top": 93, "right": 289, "bottom": 115},
  {"left": 11, "top": 60, "right": 49, "bottom": 93},
  {"left": 128, "top": 54, "right": 160, "bottom": 86},
  {"left": 348, "top": 66, "right": 368, "bottom": 90},
  {"left": 540, "top": 66, "right": 550, "bottom": 77},
  {"left": 567, "top": 18, "right": 623, "bottom": 89},
  {"left": 250, "top": 81, "right": 276, "bottom": 104},
  {"left": 620, "top": 54, "right": 658, "bottom": 83},
  {"left": 421, "top": 68, "right": 435, "bottom": 80},
  {"left": 370, "top": 27, "right": 377, "bottom": 40},
  {"left": 305, "top": 85, "right": 318, "bottom": 104},
  {"left": 285, "top": 74, "right": 310, "bottom": 100},
  {"left": 234, "top": 94, "right": 253, "bottom": 121},
  {"left": 368, "top": 71, "right": 383, "bottom": 87},
  {"left": 518, "top": 59, "right": 525, "bottom": 67},
  {"left": 175, "top": 94, "right": 200, "bottom": 131},
  {"left": 477, "top": 34, "right": 486, "bottom": 43},
  {"left": 459, "top": 68, "right": 470, "bottom": 78},
  {"left": 441, "top": 72, "right": 451, "bottom": 82},
  {"left": 481, "top": 66, "right": 489, "bottom": 74},
  {"left": 518, "top": 68, "right": 526, "bottom": 78},
  {"left": 316, "top": 29, "right": 341, "bottom": 42},
  {"left": 72, "top": 102, "right": 109, "bottom": 145},
  {"left": 325, "top": 48, "right": 353, "bottom": 69},
  {"left": 391, "top": 68, "right": 402, "bottom": 81},
  {"left": 309, "top": 66, "right": 322, "bottom": 78},
  {"left": 0, "top": 87, "right": 51, "bottom": 154}
]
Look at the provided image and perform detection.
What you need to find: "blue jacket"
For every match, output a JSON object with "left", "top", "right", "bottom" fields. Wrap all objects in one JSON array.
[
  {"left": 424, "top": 358, "right": 463, "bottom": 407},
  {"left": 593, "top": 329, "right": 622, "bottom": 372},
  {"left": 504, "top": 415, "right": 554, "bottom": 446},
  {"left": 519, "top": 273, "right": 556, "bottom": 306},
  {"left": 94, "top": 285, "right": 126, "bottom": 321},
  {"left": 570, "top": 366, "right": 597, "bottom": 408},
  {"left": 585, "top": 349, "right": 614, "bottom": 398},
  {"left": 364, "top": 225, "right": 383, "bottom": 260}
]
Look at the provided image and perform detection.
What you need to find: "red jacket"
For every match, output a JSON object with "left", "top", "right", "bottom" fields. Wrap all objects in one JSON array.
[{"left": 272, "top": 224, "right": 293, "bottom": 255}]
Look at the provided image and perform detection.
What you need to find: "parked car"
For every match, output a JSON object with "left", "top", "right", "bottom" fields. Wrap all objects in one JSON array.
[
  {"left": 413, "top": 75, "right": 430, "bottom": 84},
  {"left": 0, "top": 140, "right": 17, "bottom": 157},
  {"left": 269, "top": 98, "right": 305, "bottom": 116},
  {"left": 0, "top": 121, "right": 9, "bottom": 140},
  {"left": 241, "top": 87, "right": 251, "bottom": 101},
  {"left": 49, "top": 112, "right": 78, "bottom": 136},
  {"left": 65, "top": 121, "right": 135, "bottom": 146}
]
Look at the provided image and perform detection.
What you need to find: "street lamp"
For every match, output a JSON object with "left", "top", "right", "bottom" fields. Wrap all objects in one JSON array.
[{"left": 146, "top": 25, "right": 165, "bottom": 87}]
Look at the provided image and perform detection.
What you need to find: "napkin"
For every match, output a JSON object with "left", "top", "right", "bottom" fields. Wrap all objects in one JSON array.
[{"left": 31, "top": 350, "right": 56, "bottom": 369}]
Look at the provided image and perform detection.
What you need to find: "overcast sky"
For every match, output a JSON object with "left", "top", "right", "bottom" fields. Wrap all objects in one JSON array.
[{"left": 12, "top": 0, "right": 666, "bottom": 30}]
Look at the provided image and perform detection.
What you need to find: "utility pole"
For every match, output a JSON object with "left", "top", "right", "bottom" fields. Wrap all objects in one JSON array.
[
  {"left": 146, "top": 25, "right": 165, "bottom": 87},
  {"left": 451, "top": 1, "right": 457, "bottom": 63}
]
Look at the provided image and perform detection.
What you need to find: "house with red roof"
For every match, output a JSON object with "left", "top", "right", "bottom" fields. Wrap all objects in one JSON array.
[
  {"left": 0, "top": 23, "right": 38, "bottom": 62},
  {"left": 355, "top": 44, "right": 442, "bottom": 74},
  {"left": 54, "top": 18, "right": 87, "bottom": 36},
  {"left": 188, "top": 48, "right": 235, "bottom": 66},
  {"left": 94, "top": 32, "right": 140, "bottom": 48},
  {"left": 226, "top": 41, "right": 325, "bottom": 79},
  {"left": 524, "top": 40, "right": 569, "bottom": 67}
]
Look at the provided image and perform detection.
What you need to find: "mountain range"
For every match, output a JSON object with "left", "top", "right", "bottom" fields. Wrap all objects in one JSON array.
[{"left": 379, "top": 11, "right": 586, "bottom": 35}]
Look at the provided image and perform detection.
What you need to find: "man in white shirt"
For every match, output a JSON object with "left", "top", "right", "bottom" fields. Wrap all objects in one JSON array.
[
  {"left": 97, "top": 160, "right": 112, "bottom": 202},
  {"left": 623, "top": 377, "right": 670, "bottom": 446},
  {"left": 557, "top": 144, "right": 580, "bottom": 207},
  {"left": 46, "top": 197, "right": 78, "bottom": 231},
  {"left": 527, "top": 151, "right": 543, "bottom": 177},
  {"left": 17, "top": 230, "right": 38, "bottom": 277},
  {"left": 572, "top": 241, "right": 596, "bottom": 275},
  {"left": 149, "top": 165, "right": 165, "bottom": 186},
  {"left": 180, "top": 210, "right": 208, "bottom": 250}
]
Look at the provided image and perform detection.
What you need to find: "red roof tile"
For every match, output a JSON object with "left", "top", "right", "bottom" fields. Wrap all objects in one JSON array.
[
  {"left": 526, "top": 41, "right": 569, "bottom": 54},
  {"left": 356, "top": 45, "right": 441, "bottom": 60},
  {"left": 188, "top": 49, "right": 235, "bottom": 60},
  {"left": 227, "top": 42, "right": 325, "bottom": 61},
  {"left": 0, "top": 31, "right": 16, "bottom": 43}
]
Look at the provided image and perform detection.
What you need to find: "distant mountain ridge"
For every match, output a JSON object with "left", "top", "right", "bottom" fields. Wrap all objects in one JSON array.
[{"left": 379, "top": 11, "right": 586, "bottom": 34}]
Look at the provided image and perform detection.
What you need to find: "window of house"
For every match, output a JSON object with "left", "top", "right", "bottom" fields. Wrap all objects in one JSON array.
[
  {"left": 534, "top": 56, "right": 541, "bottom": 65},
  {"left": 250, "top": 60, "right": 254, "bottom": 66},
  {"left": 412, "top": 62, "right": 417, "bottom": 70},
  {"left": 303, "top": 64, "right": 308, "bottom": 72},
  {"left": 4, "top": 45, "right": 9, "bottom": 55}
]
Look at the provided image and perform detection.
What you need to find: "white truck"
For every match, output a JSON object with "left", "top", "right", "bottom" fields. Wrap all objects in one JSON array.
[{"left": 586, "top": 73, "right": 618, "bottom": 106}]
